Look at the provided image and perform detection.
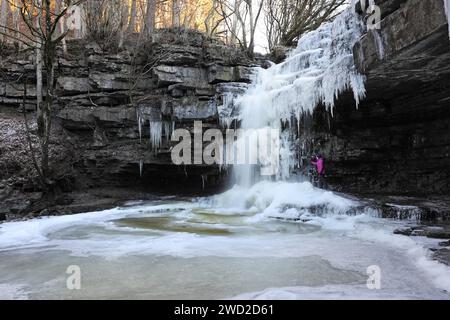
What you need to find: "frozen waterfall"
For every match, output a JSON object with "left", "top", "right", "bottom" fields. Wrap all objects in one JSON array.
[{"left": 232, "top": 7, "right": 366, "bottom": 185}]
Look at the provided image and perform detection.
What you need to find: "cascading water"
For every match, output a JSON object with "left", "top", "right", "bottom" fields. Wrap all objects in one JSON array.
[{"left": 228, "top": 8, "right": 366, "bottom": 187}]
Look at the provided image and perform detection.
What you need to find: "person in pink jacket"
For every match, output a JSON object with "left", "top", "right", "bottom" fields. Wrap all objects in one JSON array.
[
  {"left": 311, "top": 155, "right": 324, "bottom": 175},
  {"left": 311, "top": 155, "right": 326, "bottom": 188},
  {"left": 311, "top": 155, "right": 325, "bottom": 176}
]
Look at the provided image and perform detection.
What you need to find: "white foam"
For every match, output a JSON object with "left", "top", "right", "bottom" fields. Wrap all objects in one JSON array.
[
  {"left": 214, "top": 181, "right": 357, "bottom": 217},
  {"left": 230, "top": 284, "right": 442, "bottom": 300},
  {"left": 0, "top": 284, "right": 29, "bottom": 300}
]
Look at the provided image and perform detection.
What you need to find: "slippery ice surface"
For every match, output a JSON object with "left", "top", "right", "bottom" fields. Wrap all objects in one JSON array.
[{"left": 0, "top": 182, "right": 449, "bottom": 299}]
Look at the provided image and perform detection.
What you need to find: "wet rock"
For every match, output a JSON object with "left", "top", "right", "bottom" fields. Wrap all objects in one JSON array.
[
  {"left": 235, "top": 66, "right": 254, "bottom": 83},
  {"left": 394, "top": 226, "right": 450, "bottom": 239},
  {"left": 432, "top": 248, "right": 450, "bottom": 266},
  {"left": 439, "top": 240, "right": 450, "bottom": 247},
  {"left": 380, "top": 204, "right": 422, "bottom": 220}
]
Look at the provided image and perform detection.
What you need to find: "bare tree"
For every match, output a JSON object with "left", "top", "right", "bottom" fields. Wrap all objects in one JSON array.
[
  {"left": 127, "top": 0, "right": 137, "bottom": 32},
  {"left": 264, "top": 0, "right": 346, "bottom": 50},
  {"left": 0, "top": 0, "right": 9, "bottom": 42},
  {"left": 35, "top": 0, "right": 43, "bottom": 135},
  {"left": 118, "top": 0, "right": 129, "bottom": 47},
  {"left": 172, "top": 0, "right": 180, "bottom": 27},
  {"left": 245, "top": 0, "right": 264, "bottom": 56},
  {"left": 218, "top": 0, "right": 264, "bottom": 57},
  {"left": 144, "top": 0, "right": 157, "bottom": 35},
  {"left": 54, "top": 0, "right": 68, "bottom": 53},
  {"left": 230, "top": 0, "right": 240, "bottom": 45},
  {"left": 0, "top": 0, "right": 84, "bottom": 188}
]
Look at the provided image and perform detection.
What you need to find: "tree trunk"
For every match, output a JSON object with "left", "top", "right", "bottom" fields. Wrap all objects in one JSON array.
[
  {"left": 36, "top": 0, "right": 44, "bottom": 137},
  {"left": 145, "top": 0, "right": 157, "bottom": 35},
  {"left": 118, "top": 1, "right": 129, "bottom": 48},
  {"left": 127, "top": 0, "right": 137, "bottom": 33},
  {"left": 54, "top": 0, "right": 68, "bottom": 54},
  {"left": 230, "top": 0, "right": 240, "bottom": 45},
  {"left": 247, "top": 0, "right": 255, "bottom": 56},
  {"left": 11, "top": 0, "right": 20, "bottom": 48},
  {"left": 0, "top": 0, "right": 9, "bottom": 42},
  {"left": 205, "top": 0, "right": 217, "bottom": 36},
  {"left": 172, "top": 0, "right": 181, "bottom": 28},
  {"left": 41, "top": 0, "right": 56, "bottom": 182}
]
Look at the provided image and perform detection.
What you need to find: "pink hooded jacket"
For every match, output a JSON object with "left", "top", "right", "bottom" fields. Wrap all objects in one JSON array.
[{"left": 311, "top": 157, "right": 324, "bottom": 174}]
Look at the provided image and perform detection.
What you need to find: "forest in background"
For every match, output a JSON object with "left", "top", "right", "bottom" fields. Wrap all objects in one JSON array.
[{"left": 0, "top": 0, "right": 347, "bottom": 56}]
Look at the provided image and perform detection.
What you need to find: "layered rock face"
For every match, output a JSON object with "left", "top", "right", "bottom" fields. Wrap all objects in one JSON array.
[
  {"left": 1, "top": 0, "right": 449, "bottom": 210},
  {"left": 310, "top": 0, "right": 450, "bottom": 195},
  {"left": 0, "top": 30, "right": 255, "bottom": 194}
]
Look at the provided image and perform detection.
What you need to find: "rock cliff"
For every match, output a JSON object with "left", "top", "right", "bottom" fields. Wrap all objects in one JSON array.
[
  {"left": 306, "top": 0, "right": 450, "bottom": 196},
  {"left": 0, "top": 30, "right": 256, "bottom": 198}
]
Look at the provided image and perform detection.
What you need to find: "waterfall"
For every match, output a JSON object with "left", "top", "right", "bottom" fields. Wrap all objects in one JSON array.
[{"left": 232, "top": 8, "right": 366, "bottom": 187}]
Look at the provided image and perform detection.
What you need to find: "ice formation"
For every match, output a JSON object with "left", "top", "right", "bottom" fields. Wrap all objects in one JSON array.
[
  {"left": 231, "top": 7, "right": 366, "bottom": 184},
  {"left": 445, "top": 0, "right": 450, "bottom": 39},
  {"left": 136, "top": 107, "right": 175, "bottom": 152},
  {"left": 139, "top": 159, "right": 144, "bottom": 178},
  {"left": 149, "top": 121, "right": 163, "bottom": 151},
  {"left": 216, "top": 82, "right": 250, "bottom": 128}
]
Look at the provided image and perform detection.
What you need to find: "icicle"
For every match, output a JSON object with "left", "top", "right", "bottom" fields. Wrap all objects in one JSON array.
[
  {"left": 149, "top": 120, "right": 163, "bottom": 151},
  {"left": 444, "top": 0, "right": 450, "bottom": 40},
  {"left": 139, "top": 160, "right": 144, "bottom": 178},
  {"left": 163, "top": 121, "right": 175, "bottom": 142},
  {"left": 136, "top": 109, "right": 143, "bottom": 141},
  {"left": 201, "top": 174, "right": 207, "bottom": 190},
  {"left": 373, "top": 30, "right": 385, "bottom": 60}
]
